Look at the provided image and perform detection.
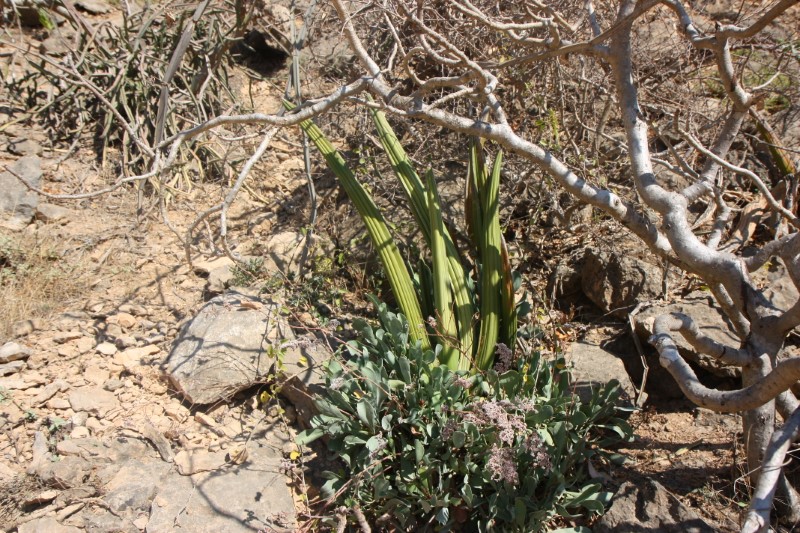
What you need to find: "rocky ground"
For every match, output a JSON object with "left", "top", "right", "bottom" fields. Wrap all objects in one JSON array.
[
  {"left": 0, "top": 126, "right": 746, "bottom": 533},
  {"left": 2, "top": 0, "right": 798, "bottom": 532}
]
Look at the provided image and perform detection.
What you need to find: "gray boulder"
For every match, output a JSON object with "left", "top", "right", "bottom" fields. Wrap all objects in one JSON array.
[
  {"left": 596, "top": 479, "right": 715, "bottom": 533},
  {"left": 0, "top": 156, "right": 41, "bottom": 229},
  {"left": 581, "top": 247, "right": 665, "bottom": 317},
  {"left": 164, "top": 289, "right": 293, "bottom": 405}
]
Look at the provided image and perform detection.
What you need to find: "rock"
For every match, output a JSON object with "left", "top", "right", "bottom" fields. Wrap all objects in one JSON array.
[
  {"left": 68, "top": 387, "right": 120, "bottom": 417},
  {"left": 103, "top": 460, "right": 170, "bottom": 515},
  {"left": 28, "top": 431, "right": 52, "bottom": 475},
  {"left": 96, "top": 342, "right": 117, "bottom": 356},
  {"left": 70, "top": 426, "right": 90, "bottom": 438},
  {"left": 103, "top": 379, "right": 125, "bottom": 392},
  {"left": 265, "top": 230, "right": 335, "bottom": 277},
  {"left": 75, "top": 336, "right": 95, "bottom": 354},
  {"left": 114, "top": 344, "right": 159, "bottom": 370},
  {"left": 118, "top": 304, "right": 148, "bottom": 316},
  {"left": 595, "top": 479, "right": 715, "bottom": 533},
  {"left": 173, "top": 449, "right": 228, "bottom": 475},
  {"left": 164, "top": 290, "right": 291, "bottom": 405},
  {"left": 57, "top": 343, "right": 80, "bottom": 359},
  {"left": 193, "top": 256, "right": 235, "bottom": 295},
  {"left": 84, "top": 365, "right": 110, "bottom": 385},
  {"left": 581, "top": 247, "right": 665, "bottom": 317},
  {"left": 0, "top": 371, "right": 46, "bottom": 390},
  {"left": 0, "top": 360, "right": 26, "bottom": 376},
  {"left": 567, "top": 338, "right": 636, "bottom": 403},
  {"left": 35, "top": 203, "right": 74, "bottom": 223},
  {"left": 279, "top": 335, "right": 335, "bottom": 428},
  {"left": 37, "top": 456, "right": 91, "bottom": 489},
  {"left": 18, "top": 517, "right": 82, "bottom": 533},
  {"left": 7, "top": 138, "right": 43, "bottom": 157},
  {"left": 0, "top": 156, "right": 41, "bottom": 228},
  {"left": 22, "top": 488, "right": 59, "bottom": 507},
  {"left": 633, "top": 291, "right": 740, "bottom": 379},
  {"left": 12, "top": 318, "right": 44, "bottom": 337},
  {"left": 0, "top": 341, "right": 31, "bottom": 363},
  {"left": 148, "top": 446, "right": 296, "bottom": 532},
  {"left": 108, "top": 312, "right": 137, "bottom": 329},
  {"left": 79, "top": 513, "right": 138, "bottom": 533},
  {"left": 32, "top": 380, "right": 69, "bottom": 405},
  {"left": 53, "top": 331, "right": 83, "bottom": 344},
  {"left": 46, "top": 398, "right": 72, "bottom": 409},
  {"left": 115, "top": 335, "right": 137, "bottom": 349},
  {"left": 74, "top": 0, "right": 113, "bottom": 14}
]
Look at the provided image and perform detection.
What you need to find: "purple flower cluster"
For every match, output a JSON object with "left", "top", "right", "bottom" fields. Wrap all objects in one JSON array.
[
  {"left": 486, "top": 445, "right": 519, "bottom": 485},
  {"left": 524, "top": 433, "right": 552, "bottom": 471},
  {"left": 478, "top": 400, "right": 527, "bottom": 445},
  {"left": 494, "top": 343, "right": 514, "bottom": 373},
  {"left": 441, "top": 419, "right": 458, "bottom": 440},
  {"left": 452, "top": 375, "right": 472, "bottom": 388}
]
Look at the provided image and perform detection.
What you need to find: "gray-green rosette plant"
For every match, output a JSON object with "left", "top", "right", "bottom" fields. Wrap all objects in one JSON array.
[{"left": 298, "top": 301, "right": 632, "bottom": 531}]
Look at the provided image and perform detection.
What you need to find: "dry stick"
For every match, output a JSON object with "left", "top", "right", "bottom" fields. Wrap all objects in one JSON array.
[
  {"left": 286, "top": 0, "right": 318, "bottom": 279},
  {"left": 220, "top": 129, "right": 279, "bottom": 259},
  {"left": 154, "top": 0, "right": 212, "bottom": 150}
]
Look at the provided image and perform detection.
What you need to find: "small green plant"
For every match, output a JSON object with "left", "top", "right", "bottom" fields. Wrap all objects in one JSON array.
[
  {"left": 299, "top": 301, "right": 633, "bottom": 531},
  {"left": 288, "top": 102, "right": 518, "bottom": 371},
  {"left": 230, "top": 257, "right": 267, "bottom": 287}
]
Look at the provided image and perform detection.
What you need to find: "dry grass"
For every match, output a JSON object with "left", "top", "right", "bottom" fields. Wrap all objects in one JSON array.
[{"left": 0, "top": 229, "right": 87, "bottom": 343}]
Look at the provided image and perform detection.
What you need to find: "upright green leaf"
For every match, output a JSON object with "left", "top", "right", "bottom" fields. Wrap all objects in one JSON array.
[
  {"left": 474, "top": 150, "right": 504, "bottom": 371},
  {"left": 426, "top": 170, "right": 462, "bottom": 370},
  {"left": 287, "top": 102, "right": 430, "bottom": 350},
  {"left": 370, "top": 108, "right": 475, "bottom": 356}
]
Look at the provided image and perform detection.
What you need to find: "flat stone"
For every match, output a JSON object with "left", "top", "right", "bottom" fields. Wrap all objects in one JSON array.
[
  {"left": 103, "top": 379, "right": 125, "bottom": 392},
  {"left": 18, "top": 517, "right": 82, "bottom": 533},
  {"left": 148, "top": 446, "right": 296, "bottom": 532},
  {"left": 114, "top": 345, "right": 159, "bottom": 369},
  {"left": 109, "top": 312, "right": 137, "bottom": 329},
  {"left": 37, "top": 456, "right": 92, "bottom": 489},
  {"left": 12, "top": 319, "right": 44, "bottom": 337},
  {"left": 84, "top": 365, "right": 110, "bottom": 385},
  {"left": 68, "top": 387, "right": 120, "bottom": 417},
  {"left": 74, "top": 0, "right": 113, "bottom": 14},
  {"left": 96, "top": 342, "right": 117, "bottom": 356},
  {"left": 567, "top": 339, "right": 636, "bottom": 404},
  {"left": 70, "top": 426, "right": 90, "bottom": 438},
  {"left": 35, "top": 203, "right": 74, "bottom": 223},
  {"left": 118, "top": 304, "right": 148, "bottom": 316},
  {"left": 103, "top": 459, "right": 170, "bottom": 515},
  {"left": 75, "top": 336, "right": 95, "bottom": 354},
  {"left": 0, "top": 360, "right": 26, "bottom": 376},
  {"left": 164, "top": 290, "right": 290, "bottom": 405},
  {"left": 173, "top": 449, "right": 228, "bottom": 475},
  {"left": 115, "top": 336, "right": 137, "bottom": 349},
  {"left": 0, "top": 372, "right": 46, "bottom": 390},
  {"left": 0, "top": 156, "right": 41, "bottom": 226},
  {"left": 46, "top": 398, "right": 72, "bottom": 409},
  {"left": 0, "top": 341, "right": 31, "bottom": 363},
  {"left": 32, "top": 380, "right": 69, "bottom": 405},
  {"left": 595, "top": 479, "right": 715, "bottom": 532},
  {"left": 7, "top": 139, "right": 43, "bottom": 157},
  {"left": 54, "top": 331, "right": 83, "bottom": 344}
]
